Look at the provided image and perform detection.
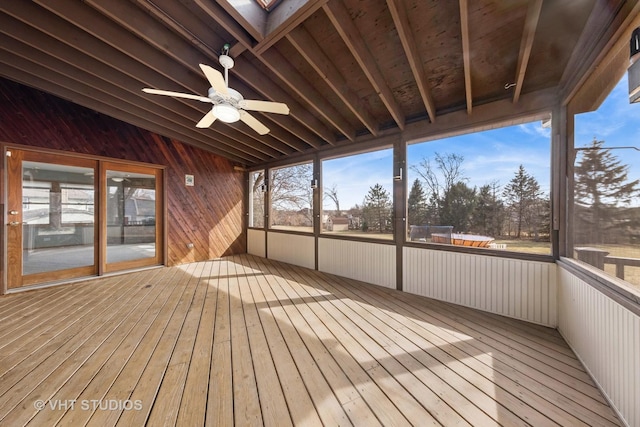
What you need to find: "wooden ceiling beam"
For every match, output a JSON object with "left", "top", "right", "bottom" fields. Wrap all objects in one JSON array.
[
  {"left": 23, "top": 0, "right": 202, "bottom": 93},
  {"left": 63, "top": 0, "right": 334, "bottom": 146},
  {"left": 250, "top": 114, "right": 322, "bottom": 152},
  {"left": 386, "top": 0, "right": 437, "bottom": 123},
  {"left": 401, "top": 87, "right": 558, "bottom": 145},
  {"left": 258, "top": 87, "right": 559, "bottom": 169},
  {"left": 560, "top": 0, "right": 640, "bottom": 105},
  {"left": 133, "top": 0, "right": 227, "bottom": 60},
  {"left": 83, "top": 0, "right": 333, "bottom": 146},
  {"left": 231, "top": 55, "right": 335, "bottom": 145},
  {"left": 323, "top": 0, "right": 406, "bottom": 130},
  {"left": 459, "top": 0, "right": 472, "bottom": 114},
  {"left": 129, "top": 0, "right": 313, "bottom": 153},
  {"left": 258, "top": 46, "right": 355, "bottom": 141},
  {"left": 179, "top": 0, "right": 355, "bottom": 144},
  {"left": 0, "top": 60, "right": 260, "bottom": 164},
  {"left": 216, "top": 0, "right": 328, "bottom": 55},
  {"left": 568, "top": 9, "right": 640, "bottom": 114},
  {"left": 253, "top": 0, "right": 327, "bottom": 55},
  {"left": 512, "top": 0, "right": 543, "bottom": 103},
  {"left": 286, "top": 26, "right": 379, "bottom": 136},
  {"left": 0, "top": 28, "right": 288, "bottom": 160},
  {"left": 0, "top": 50, "right": 269, "bottom": 163},
  {"left": 190, "top": 0, "right": 255, "bottom": 52},
  {"left": 4, "top": 2, "right": 290, "bottom": 159},
  {"left": 14, "top": 0, "right": 210, "bottom": 96},
  {"left": 189, "top": 1, "right": 337, "bottom": 145},
  {"left": 215, "top": 0, "right": 266, "bottom": 42}
]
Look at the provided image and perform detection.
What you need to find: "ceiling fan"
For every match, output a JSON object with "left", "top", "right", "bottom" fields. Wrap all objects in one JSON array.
[{"left": 142, "top": 48, "right": 289, "bottom": 135}]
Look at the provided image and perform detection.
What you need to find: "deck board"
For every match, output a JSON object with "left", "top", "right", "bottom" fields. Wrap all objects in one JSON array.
[
  {"left": 0, "top": 255, "right": 621, "bottom": 426},
  {"left": 298, "top": 265, "right": 610, "bottom": 426}
]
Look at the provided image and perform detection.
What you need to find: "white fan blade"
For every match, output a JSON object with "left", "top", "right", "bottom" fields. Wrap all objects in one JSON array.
[
  {"left": 142, "top": 88, "right": 210, "bottom": 103},
  {"left": 239, "top": 111, "right": 269, "bottom": 135},
  {"left": 240, "top": 99, "right": 289, "bottom": 115},
  {"left": 196, "top": 110, "right": 216, "bottom": 128},
  {"left": 199, "top": 64, "right": 228, "bottom": 96}
]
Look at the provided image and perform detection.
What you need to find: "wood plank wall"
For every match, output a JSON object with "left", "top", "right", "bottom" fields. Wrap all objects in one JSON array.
[
  {"left": 318, "top": 238, "right": 396, "bottom": 289},
  {"left": 403, "top": 247, "right": 558, "bottom": 327},
  {"left": 267, "top": 232, "right": 315, "bottom": 270},
  {"left": 558, "top": 265, "right": 640, "bottom": 427},
  {"left": 0, "top": 78, "right": 245, "bottom": 268}
]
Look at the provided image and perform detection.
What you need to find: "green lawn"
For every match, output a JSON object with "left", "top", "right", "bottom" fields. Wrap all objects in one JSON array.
[
  {"left": 492, "top": 239, "right": 551, "bottom": 255},
  {"left": 574, "top": 244, "right": 640, "bottom": 290},
  {"left": 270, "top": 228, "right": 640, "bottom": 290}
]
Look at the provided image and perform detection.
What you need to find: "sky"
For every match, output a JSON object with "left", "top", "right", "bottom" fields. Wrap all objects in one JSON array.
[
  {"left": 323, "top": 74, "right": 640, "bottom": 211},
  {"left": 574, "top": 73, "right": 640, "bottom": 171}
]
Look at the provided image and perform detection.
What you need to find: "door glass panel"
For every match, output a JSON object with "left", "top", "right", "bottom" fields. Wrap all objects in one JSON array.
[
  {"left": 22, "top": 161, "right": 95, "bottom": 275},
  {"left": 106, "top": 170, "right": 156, "bottom": 263}
]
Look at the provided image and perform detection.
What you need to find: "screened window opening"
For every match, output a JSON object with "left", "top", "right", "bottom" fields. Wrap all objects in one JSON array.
[
  {"left": 249, "top": 170, "right": 265, "bottom": 228},
  {"left": 322, "top": 149, "right": 394, "bottom": 240},
  {"left": 269, "top": 163, "right": 313, "bottom": 233},
  {"left": 406, "top": 122, "right": 552, "bottom": 254},
  {"left": 574, "top": 76, "right": 640, "bottom": 289}
]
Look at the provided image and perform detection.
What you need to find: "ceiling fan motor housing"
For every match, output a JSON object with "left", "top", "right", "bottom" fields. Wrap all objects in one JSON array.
[{"left": 208, "top": 86, "right": 243, "bottom": 104}]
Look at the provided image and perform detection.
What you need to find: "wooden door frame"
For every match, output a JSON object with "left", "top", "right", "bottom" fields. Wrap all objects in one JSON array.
[
  {"left": 6, "top": 149, "right": 99, "bottom": 289},
  {"left": 101, "top": 161, "right": 164, "bottom": 273},
  {"left": 2, "top": 145, "right": 165, "bottom": 293}
]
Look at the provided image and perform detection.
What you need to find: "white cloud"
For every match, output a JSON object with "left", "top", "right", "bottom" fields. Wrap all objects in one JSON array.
[{"left": 518, "top": 122, "right": 551, "bottom": 138}]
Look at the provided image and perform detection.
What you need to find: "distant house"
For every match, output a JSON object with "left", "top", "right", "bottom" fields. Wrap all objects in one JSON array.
[{"left": 325, "top": 216, "right": 349, "bottom": 232}]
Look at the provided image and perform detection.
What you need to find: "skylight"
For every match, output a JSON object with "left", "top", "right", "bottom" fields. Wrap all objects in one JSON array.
[{"left": 254, "top": 0, "right": 281, "bottom": 12}]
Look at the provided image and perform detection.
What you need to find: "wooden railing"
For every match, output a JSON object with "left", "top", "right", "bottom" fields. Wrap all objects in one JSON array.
[
  {"left": 575, "top": 247, "right": 640, "bottom": 280},
  {"left": 605, "top": 256, "right": 640, "bottom": 280}
]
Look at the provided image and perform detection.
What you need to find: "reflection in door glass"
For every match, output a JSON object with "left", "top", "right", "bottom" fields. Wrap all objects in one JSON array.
[
  {"left": 106, "top": 171, "right": 156, "bottom": 264},
  {"left": 22, "top": 161, "right": 95, "bottom": 275}
]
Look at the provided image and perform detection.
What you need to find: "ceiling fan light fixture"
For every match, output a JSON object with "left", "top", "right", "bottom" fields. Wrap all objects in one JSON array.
[
  {"left": 213, "top": 103, "right": 240, "bottom": 123},
  {"left": 143, "top": 57, "right": 289, "bottom": 134}
]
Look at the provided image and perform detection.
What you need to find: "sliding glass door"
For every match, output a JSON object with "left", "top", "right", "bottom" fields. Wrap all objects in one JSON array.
[
  {"left": 103, "top": 163, "right": 163, "bottom": 272},
  {"left": 7, "top": 150, "right": 98, "bottom": 288},
  {"left": 6, "top": 149, "right": 163, "bottom": 289}
]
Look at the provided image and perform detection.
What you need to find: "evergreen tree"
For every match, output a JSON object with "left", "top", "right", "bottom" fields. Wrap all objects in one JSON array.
[
  {"left": 503, "top": 165, "right": 542, "bottom": 238},
  {"left": 535, "top": 197, "right": 551, "bottom": 241},
  {"left": 472, "top": 183, "right": 505, "bottom": 237},
  {"left": 439, "top": 181, "right": 476, "bottom": 232},
  {"left": 363, "top": 183, "right": 392, "bottom": 233},
  {"left": 407, "top": 179, "right": 428, "bottom": 226},
  {"left": 574, "top": 138, "right": 640, "bottom": 244}
]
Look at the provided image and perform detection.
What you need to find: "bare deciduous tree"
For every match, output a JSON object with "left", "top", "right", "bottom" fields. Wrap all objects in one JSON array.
[
  {"left": 269, "top": 164, "right": 313, "bottom": 227},
  {"left": 324, "top": 183, "right": 340, "bottom": 213},
  {"left": 411, "top": 152, "right": 466, "bottom": 202},
  {"left": 250, "top": 171, "right": 265, "bottom": 227}
]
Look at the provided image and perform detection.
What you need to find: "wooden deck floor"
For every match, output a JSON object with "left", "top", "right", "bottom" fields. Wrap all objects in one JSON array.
[{"left": 0, "top": 255, "right": 620, "bottom": 426}]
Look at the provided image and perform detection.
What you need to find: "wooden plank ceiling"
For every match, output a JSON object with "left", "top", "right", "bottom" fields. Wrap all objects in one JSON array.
[{"left": 0, "top": 0, "right": 637, "bottom": 166}]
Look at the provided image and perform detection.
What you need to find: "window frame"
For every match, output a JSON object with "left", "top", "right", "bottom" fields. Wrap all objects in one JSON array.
[
  {"left": 267, "top": 161, "right": 315, "bottom": 234},
  {"left": 404, "top": 121, "right": 554, "bottom": 258},
  {"left": 320, "top": 146, "right": 396, "bottom": 242},
  {"left": 246, "top": 113, "right": 557, "bottom": 263}
]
